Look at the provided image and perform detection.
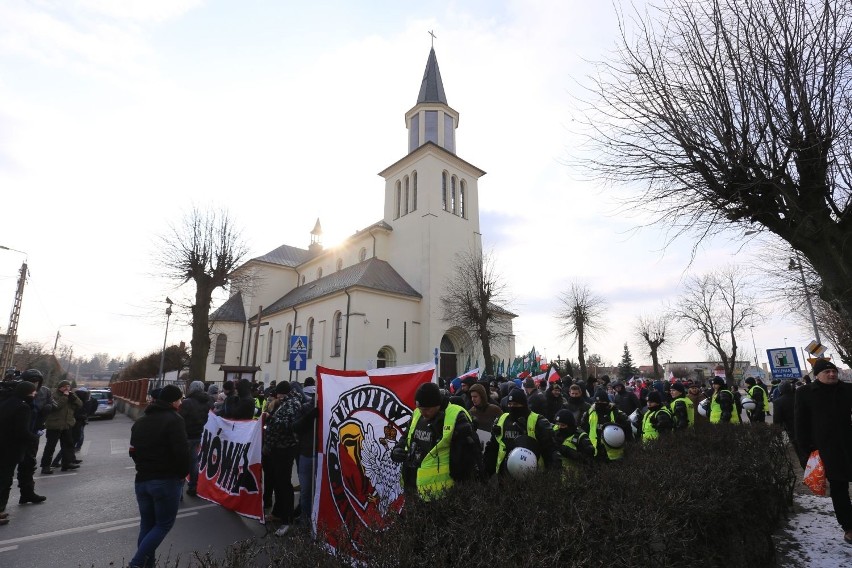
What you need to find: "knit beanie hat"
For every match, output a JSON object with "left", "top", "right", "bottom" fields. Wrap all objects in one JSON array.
[
  {"left": 670, "top": 382, "right": 685, "bottom": 394},
  {"left": 304, "top": 377, "right": 316, "bottom": 387},
  {"left": 647, "top": 391, "right": 662, "bottom": 405},
  {"left": 812, "top": 359, "right": 838, "bottom": 376},
  {"left": 555, "top": 408, "right": 576, "bottom": 428},
  {"left": 188, "top": 380, "right": 205, "bottom": 395},
  {"left": 744, "top": 377, "right": 756, "bottom": 386},
  {"left": 57, "top": 380, "right": 71, "bottom": 389},
  {"left": 415, "top": 382, "right": 442, "bottom": 407},
  {"left": 15, "top": 381, "right": 36, "bottom": 397},
  {"left": 507, "top": 388, "right": 528, "bottom": 406},
  {"left": 158, "top": 384, "right": 183, "bottom": 403},
  {"left": 712, "top": 376, "right": 726, "bottom": 386}
]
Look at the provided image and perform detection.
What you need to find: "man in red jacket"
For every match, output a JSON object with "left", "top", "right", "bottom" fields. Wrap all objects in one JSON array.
[{"left": 128, "top": 385, "right": 190, "bottom": 568}]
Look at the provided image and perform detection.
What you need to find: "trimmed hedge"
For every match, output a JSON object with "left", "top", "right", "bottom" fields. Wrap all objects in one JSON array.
[{"left": 190, "top": 424, "right": 795, "bottom": 568}]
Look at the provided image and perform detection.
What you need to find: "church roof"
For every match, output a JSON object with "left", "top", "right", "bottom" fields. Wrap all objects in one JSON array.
[
  {"left": 417, "top": 48, "right": 448, "bottom": 105},
  {"left": 210, "top": 291, "right": 246, "bottom": 323},
  {"left": 251, "top": 243, "right": 318, "bottom": 267},
  {"left": 259, "top": 257, "right": 421, "bottom": 318}
]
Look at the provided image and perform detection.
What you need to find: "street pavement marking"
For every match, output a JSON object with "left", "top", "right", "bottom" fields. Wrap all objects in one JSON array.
[
  {"left": 0, "top": 545, "right": 19, "bottom": 553},
  {"left": 34, "top": 472, "right": 77, "bottom": 480},
  {"left": 96, "top": 512, "right": 199, "bottom": 534},
  {"left": 110, "top": 438, "right": 129, "bottom": 454},
  {"left": 0, "top": 504, "right": 216, "bottom": 547},
  {"left": 125, "top": 465, "right": 135, "bottom": 469},
  {"left": 79, "top": 440, "right": 91, "bottom": 456}
]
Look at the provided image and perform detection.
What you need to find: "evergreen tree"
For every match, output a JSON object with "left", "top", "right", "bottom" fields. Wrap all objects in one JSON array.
[{"left": 617, "top": 343, "right": 637, "bottom": 380}]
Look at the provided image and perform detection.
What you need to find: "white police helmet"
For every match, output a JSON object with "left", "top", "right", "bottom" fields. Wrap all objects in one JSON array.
[
  {"left": 697, "top": 398, "right": 710, "bottom": 417},
  {"left": 740, "top": 396, "right": 756, "bottom": 411},
  {"left": 602, "top": 424, "right": 626, "bottom": 448},
  {"left": 506, "top": 447, "right": 538, "bottom": 479}
]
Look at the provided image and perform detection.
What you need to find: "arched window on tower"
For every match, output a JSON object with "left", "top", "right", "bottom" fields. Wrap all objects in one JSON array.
[
  {"left": 442, "top": 171, "right": 448, "bottom": 211},
  {"left": 214, "top": 333, "right": 227, "bottom": 364},
  {"left": 332, "top": 311, "right": 343, "bottom": 357},
  {"left": 404, "top": 175, "right": 409, "bottom": 215},
  {"left": 307, "top": 318, "right": 314, "bottom": 359},
  {"left": 451, "top": 175, "right": 457, "bottom": 214},
  {"left": 412, "top": 171, "right": 418, "bottom": 211},
  {"left": 459, "top": 180, "right": 466, "bottom": 218},
  {"left": 395, "top": 181, "right": 401, "bottom": 219}
]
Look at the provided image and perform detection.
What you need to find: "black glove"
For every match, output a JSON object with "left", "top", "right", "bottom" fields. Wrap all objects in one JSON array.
[{"left": 391, "top": 444, "right": 408, "bottom": 464}]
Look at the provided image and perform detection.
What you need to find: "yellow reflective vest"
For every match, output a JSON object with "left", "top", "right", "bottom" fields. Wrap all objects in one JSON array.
[
  {"left": 710, "top": 389, "right": 740, "bottom": 424},
  {"left": 405, "top": 404, "right": 467, "bottom": 500},
  {"left": 747, "top": 385, "right": 770, "bottom": 412},
  {"left": 641, "top": 406, "right": 673, "bottom": 442},
  {"left": 495, "top": 411, "right": 543, "bottom": 474},
  {"left": 587, "top": 410, "right": 624, "bottom": 461},
  {"left": 669, "top": 396, "right": 694, "bottom": 428}
]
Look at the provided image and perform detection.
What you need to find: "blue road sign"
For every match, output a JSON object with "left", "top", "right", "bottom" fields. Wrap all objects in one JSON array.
[
  {"left": 289, "top": 335, "right": 308, "bottom": 371},
  {"left": 766, "top": 347, "right": 802, "bottom": 379}
]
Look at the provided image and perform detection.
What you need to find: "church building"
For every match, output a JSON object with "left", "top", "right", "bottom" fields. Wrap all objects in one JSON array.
[{"left": 205, "top": 48, "right": 516, "bottom": 384}]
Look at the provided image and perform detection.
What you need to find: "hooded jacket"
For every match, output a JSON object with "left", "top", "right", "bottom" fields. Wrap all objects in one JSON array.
[
  {"left": 44, "top": 387, "right": 82, "bottom": 430},
  {"left": 179, "top": 381, "right": 213, "bottom": 439}
]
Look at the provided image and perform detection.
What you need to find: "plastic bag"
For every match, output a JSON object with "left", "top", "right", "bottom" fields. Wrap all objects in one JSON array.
[{"left": 803, "top": 450, "right": 827, "bottom": 496}]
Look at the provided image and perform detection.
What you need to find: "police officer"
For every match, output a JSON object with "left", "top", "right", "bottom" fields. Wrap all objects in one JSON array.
[
  {"left": 668, "top": 382, "right": 694, "bottom": 430},
  {"left": 579, "top": 389, "right": 634, "bottom": 462},
  {"left": 709, "top": 376, "right": 740, "bottom": 424},
  {"left": 484, "top": 388, "right": 558, "bottom": 476},
  {"left": 391, "top": 382, "right": 480, "bottom": 500},
  {"left": 640, "top": 391, "right": 674, "bottom": 443},
  {"left": 553, "top": 409, "right": 595, "bottom": 470},
  {"left": 744, "top": 377, "right": 769, "bottom": 423}
]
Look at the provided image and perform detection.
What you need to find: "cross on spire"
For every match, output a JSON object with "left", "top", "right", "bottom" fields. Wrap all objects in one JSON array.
[{"left": 428, "top": 30, "right": 437, "bottom": 48}]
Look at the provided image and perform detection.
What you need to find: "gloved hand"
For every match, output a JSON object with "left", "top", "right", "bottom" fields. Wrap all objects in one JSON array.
[{"left": 390, "top": 444, "right": 407, "bottom": 463}]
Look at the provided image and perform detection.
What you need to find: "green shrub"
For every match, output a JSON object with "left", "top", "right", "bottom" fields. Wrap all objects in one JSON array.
[{"left": 188, "top": 424, "right": 795, "bottom": 568}]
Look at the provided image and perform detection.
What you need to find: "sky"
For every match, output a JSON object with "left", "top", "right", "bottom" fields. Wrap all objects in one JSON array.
[{"left": 0, "top": 0, "right": 826, "bottom": 371}]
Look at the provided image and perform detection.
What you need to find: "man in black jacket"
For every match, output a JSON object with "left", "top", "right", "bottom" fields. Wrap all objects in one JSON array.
[
  {"left": 178, "top": 381, "right": 212, "bottom": 497},
  {"left": 0, "top": 381, "right": 38, "bottom": 525},
  {"left": 795, "top": 359, "right": 852, "bottom": 544},
  {"left": 128, "top": 385, "right": 190, "bottom": 568}
]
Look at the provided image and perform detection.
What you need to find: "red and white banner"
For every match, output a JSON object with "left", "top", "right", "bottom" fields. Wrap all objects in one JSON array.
[
  {"left": 197, "top": 412, "right": 264, "bottom": 520},
  {"left": 313, "top": 363, "right": 435, "bottom": 555}
]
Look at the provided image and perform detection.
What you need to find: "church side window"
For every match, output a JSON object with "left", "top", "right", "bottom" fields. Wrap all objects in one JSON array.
[
  {"left": 332, "top": 311, "right": 343, "bottom": 357},
  {"left": 425, "top": 110, "right": 438, "bottom": 144},
  {"left": 283, "top": 324, "right": 292, "bottom": 361},
  {"left": 307, "top": 318, "right": 314, "bottom": 359},
  {"left": 459, "top": 180, "right": 466, "bottom": 219},
  {"left": 412, "top": 171, "right": 417, "bottom": 211},
  {"left": 395, "top": 181, "right": 401, "bottom": 219},
  {"left": 337, "top": 258, "right": 343, "bottom": 271},
  {"left": 442, "top": 171, "right": 448, "bottom": 211},
  {"left": 359, "top": 247, "right": 367, "bottom": 262},
  {"left": 301, "top": 275, "right": 306, "bottom": 285},
  {"left": 214, "top": 333, "right": 227, "bottom": 364},
  {"left": 376, "top": 346, "right": 396, "bottom": 368},
  {"left": 266, "top": 328, "right": 274, "bottom": 363},
  {"left": 444, "top": 113, "right": 455, "bottom": 153},
  {"left": 404, "top": 175, "right": 410, "bottom": 215},
  {"left": 451, "top": 175, "right": 457, "bottom": 214}
]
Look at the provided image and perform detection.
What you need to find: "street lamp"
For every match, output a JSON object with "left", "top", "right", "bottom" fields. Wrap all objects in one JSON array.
[
  {"left": 53, "top": 324, "right": 76, "bottom": 356},
  {"left": 157, "top": 298, "right": 174, "bottom": 389},
  {"left": 788, "top": 252, "right": 822, "bottom": 345}
]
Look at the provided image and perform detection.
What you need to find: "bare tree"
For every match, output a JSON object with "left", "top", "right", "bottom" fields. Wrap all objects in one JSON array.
[
  {"left": 556, "top": 282, "right": 608, "bottom": 380},
  {"left": 440, "top": 249, "right": 514, "bottom": 376},
  {"left": 158, "top": 207, "right": 249, "bottom": 381},
  {"left": 671, "top": 266, "right": 761, "bottom": 382},
  {"left": 581, "top": 0, "right": 852, "bottom": 328},
  {"left": 635, "top": 313, "right": 671, "bottom": 380}
]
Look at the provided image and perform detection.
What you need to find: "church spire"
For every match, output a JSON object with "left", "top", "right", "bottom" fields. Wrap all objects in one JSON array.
[
  {"left": 407, "top": 47, "right": 458, "bottom": 154},
  {"left": 417, "top": 47, "right": 447, "bottom": 105}
]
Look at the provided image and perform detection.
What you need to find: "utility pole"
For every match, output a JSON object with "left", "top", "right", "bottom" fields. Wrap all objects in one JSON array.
[{"left": 1, "top": 261, "right": 27, "bottom": 371}]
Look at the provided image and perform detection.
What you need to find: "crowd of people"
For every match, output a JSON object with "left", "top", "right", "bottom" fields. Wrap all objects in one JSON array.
[{"left": 3, "top": 356, "right": 851, "bottom": 562}]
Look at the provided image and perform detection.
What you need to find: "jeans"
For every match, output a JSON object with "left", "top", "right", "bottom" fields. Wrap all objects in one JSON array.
[
  {"left": 297, "top": 455, "right": 315, "bottom": 525},
  {"left": 187, "top": 440, "right": 200, "bottom": 490},
  {"left": 41, "top": 429, "right": 74, "bottom": 469},
  {"left": 129, "top": 478, "right": 184, "bottom": 568}
]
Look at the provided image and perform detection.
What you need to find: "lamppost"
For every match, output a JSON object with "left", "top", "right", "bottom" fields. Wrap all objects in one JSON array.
[
  {"left": 53, "top": 324, "right": 76, "bottom": 356},
  {"left": 157, "top": 298, "right": 174, "bottom": 389},
  {"left": 788, "top": 251, "right": 822, "bottom": 345}
]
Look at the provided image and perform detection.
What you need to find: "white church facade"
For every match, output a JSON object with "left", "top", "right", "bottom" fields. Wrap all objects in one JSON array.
[{"left": 205, "top": 48, "right": 516, "bottom": 384}]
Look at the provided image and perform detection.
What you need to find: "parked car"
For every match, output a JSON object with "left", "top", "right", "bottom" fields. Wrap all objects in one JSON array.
[{"left": 88, "top": 388, "right": 115, "bottom": 419}]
